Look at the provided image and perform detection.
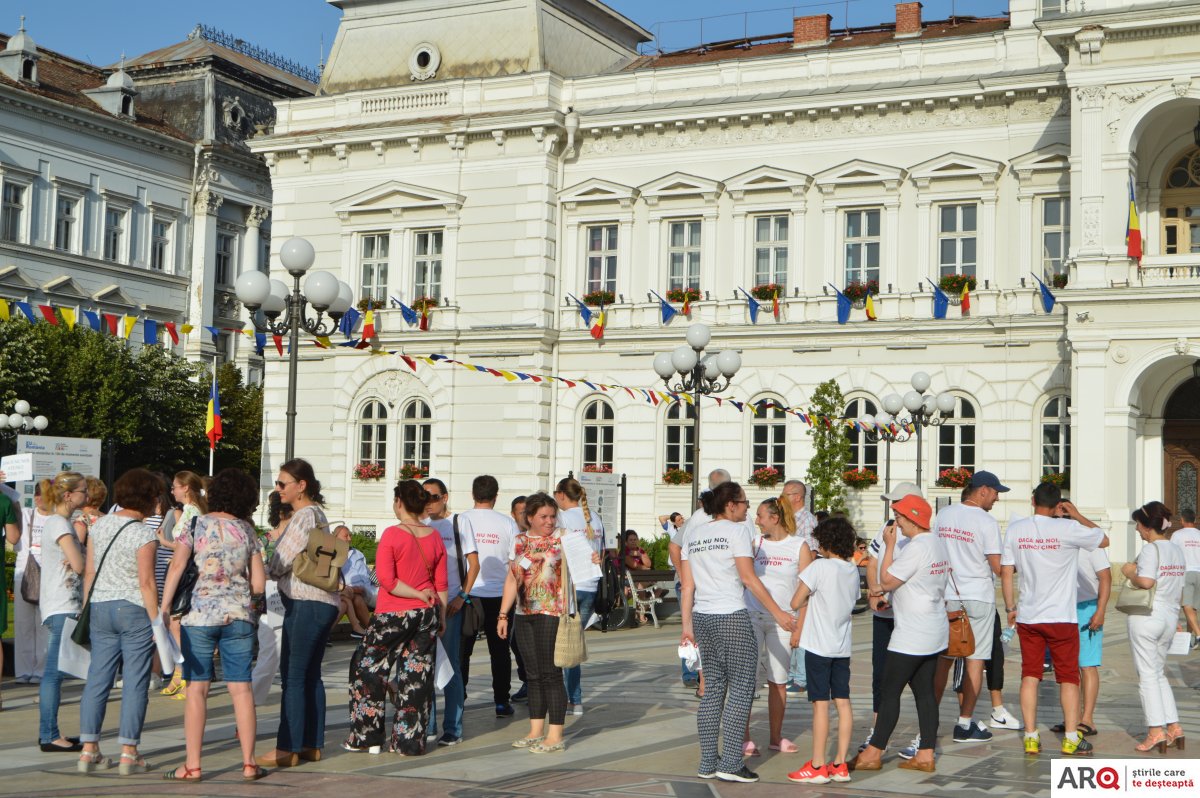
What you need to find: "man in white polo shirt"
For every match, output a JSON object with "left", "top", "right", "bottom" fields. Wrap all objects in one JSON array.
[
  {"left": 932, "top": 470, "right": 1006, "bottom": 744},
  {"left": 1171, "top": 509, "right": 1200, "bottom": 644}
]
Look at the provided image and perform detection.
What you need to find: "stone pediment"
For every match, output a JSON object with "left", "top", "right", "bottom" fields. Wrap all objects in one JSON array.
[
  {"left": 42, "top": 275, "right": 89, "bottom": 299},
  {"left": 333, "top": 181, "right": 465, "bottom": 220},
  {"left": 638, "top": 172, "right": 723, "bottom": 205},
  {"left": 0, "top": 264, "right": 38, "bottom": 290},
  {"left": 559, "top": 178, "right": 639, "bottom": 210},
  {"left": 92, "top": 283, "right": 137, "bottom": 307},
  {"left": 724, "top": 166, "right": 812, "bottom": 200},
  {"left": 1010, "top": 144, "right": 1071, "bottom": 184},
  {"left": 909, "top": 152, "right": 1005, "bottom": 188},
  {"left": 814, "top": 159, "right": 905, "bottom": 194}
]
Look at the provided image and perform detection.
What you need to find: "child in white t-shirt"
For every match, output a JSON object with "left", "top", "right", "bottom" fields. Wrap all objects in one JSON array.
[{"left": 786, "top": 517, "right": 862, "bottom": 785}]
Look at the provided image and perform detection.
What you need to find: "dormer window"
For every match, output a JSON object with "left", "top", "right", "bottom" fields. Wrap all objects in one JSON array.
[
  {"left": 121, "top": 95, "right": 132, "bottom": 116},
  {"left": 21, "top": 57, "right": 34, "bottom": 81}
]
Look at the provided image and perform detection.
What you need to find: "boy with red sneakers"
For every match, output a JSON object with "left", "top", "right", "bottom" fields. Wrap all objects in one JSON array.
[{"left": 786, "top": 517, "right": 861, "bottom": 784}]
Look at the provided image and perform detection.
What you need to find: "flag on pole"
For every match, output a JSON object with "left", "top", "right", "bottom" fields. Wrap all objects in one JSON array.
[
  {"left": 1126, "top": 177, "right": 1142, "bottom": 264},
  {"left": 1031, "top": 272, "right": 1056, "bottom": 313},
  {"left": 927, "top": 280, "right": 949, "bottom": 319},
  {"left": 681, "top": 292, "right": 692, "bottom": 316},
  {"left": 590, "top": 304, "right": 606, "bottom": 339},
  {"left": 650, "top": 290, "right": 678, "bottom": 324},
  {"left": 205, "top": 371, "right": 222, "bottom": 450},
  {"left": 419, "top": 303, "right": 430, "bottom": 332},
  {"left": 738, "top": 287, "right": 761, "bottom": 324},
  {"left": 772, "top": 287, "right": 780, "bottom": 320},
  {"left": 361, "top": 309, "right": 375, "bottom": 343},
  {"left": 828, "top": 284, "right": 851, "bottom": 325},
  {"left": 960, "top": 283, "right": 971, "bottom": 317},
  {"left": 569, "top": 294, "right": 592, "bottom": 328},
  {"left": 864, "top": 293, "right": 878, "bottom": 321},
  {"left": 338, "top": 307, "right": 362, "bottom": 338}
]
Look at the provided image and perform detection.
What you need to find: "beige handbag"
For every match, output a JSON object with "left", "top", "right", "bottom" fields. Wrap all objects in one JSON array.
[
  {"left": 1116, "top": 542, "right": 1159, "bottom": 615},
  {"left": 292, "top": 523, "right": 348, "bottom": 592},
  {"left": 554, "top": 535, "right": 587, "bottom": 668}
]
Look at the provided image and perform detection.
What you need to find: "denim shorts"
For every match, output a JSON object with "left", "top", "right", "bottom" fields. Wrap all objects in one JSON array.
[{"left": 182, "top": 620, "right": 255, "bottom": 682}]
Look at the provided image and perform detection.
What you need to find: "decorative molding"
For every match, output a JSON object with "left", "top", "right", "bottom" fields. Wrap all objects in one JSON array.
[
  {"left": 814, "top": 158, "right": 906, "bottom": 195},
  {"left": 332, "top": 180, "right": 465, "bottom": 221},
  {"left": 1105, "top": 82, "right": 1158, "bottom": 141},
  {"left": 195, "top": 189, "right": 224, "bottom": 215},
  {"left": 1075, "top": 25, "right": 1105, "bottom": 66},
  {"left": 245, "top": 205, "right": 269, "bottom": 228},
  {"left": 723, "top": 165, "right": 812, "bottom": 200},
  {"left": 1011, "top": 144, "right": 1071, "bottom": 186},
  {"left": 559, "top": 178, "right": 639, "bottom": 210},
  {"left": 638, "top": 172, "right": 723, "bottom": 206},
  {"left": 908, "top": 152, "right": 1004, "bottom": 189},
  {"left": 1072, "top": 85, "right": 1106, "bottom": 108}
]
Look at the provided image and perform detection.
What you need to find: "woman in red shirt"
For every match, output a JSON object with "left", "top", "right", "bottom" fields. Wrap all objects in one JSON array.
[{"left": 344, "top": 480, "right": 447, "bottom": 756}]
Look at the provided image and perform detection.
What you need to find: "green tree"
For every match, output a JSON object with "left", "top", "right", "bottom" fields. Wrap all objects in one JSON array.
[
  {"left": 805, "top": 378, "right": 850, "bottom": 513},
  {"left": 213, "top": 362, "right": 263, "bottom": 475}
]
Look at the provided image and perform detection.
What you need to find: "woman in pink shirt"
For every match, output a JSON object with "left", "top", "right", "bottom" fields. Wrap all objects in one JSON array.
[{"left": 344, "top": 480, "right": 447, "bottom": 756}]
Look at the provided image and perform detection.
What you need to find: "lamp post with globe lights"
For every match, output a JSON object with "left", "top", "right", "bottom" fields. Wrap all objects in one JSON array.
[
  {"left": 0, "top": 399, "right": 49, "bottom": 456},
  {"left": 652, "top": 323, "right": 741, "bottom": 510},
  {"left": 875, "top": 371, "right": 956, "bottom": 495},
  {"left": 234, "top": 237, "right": 355, "bottom": 461},
  {"left": 853, "top": 407, "right": 913, "bottom": 521}
]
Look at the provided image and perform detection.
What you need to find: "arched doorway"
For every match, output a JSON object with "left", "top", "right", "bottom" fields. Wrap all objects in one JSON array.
[{"left": 1163, "top": 376, "right": 1200, "bottom": 521}]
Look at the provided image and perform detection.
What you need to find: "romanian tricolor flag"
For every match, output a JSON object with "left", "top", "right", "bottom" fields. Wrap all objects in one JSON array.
[
  {"left": 419, "top": 303, "right": 430, "bottom": 332},
  {"left": 682, "top": 293, "right": 691, "bottom": 316},
  {"left": 205, "top": 372, "right": 222, "bottom": 450},
  {"left": 1126, "top": 178, "right": 1142, "bottom": 264},
  {"left": 864, "top": 293, "right": 877, "bottom": 321},
  {"left": 361, "top": 310, "right": 376, "bottom": 344},
  {"left": 960, "top": 284, "right": 971, "bottom": 317},
  {"left": 590, "top": 305, "right": 605, "bottom": 339},
  {"left": 772, "top": 288, "right": 780, "bottom": 320}
]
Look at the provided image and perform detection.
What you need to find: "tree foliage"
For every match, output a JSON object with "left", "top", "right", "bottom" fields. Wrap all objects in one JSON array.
[
  {"left": 0, "top": 320, "right": 261, "bottom": 478},
  {"left": 214, "top": 362, "right": 263, "bottom": 475},
  {"left": 805, "top": 378, "right": 850, "bottom": 513}
]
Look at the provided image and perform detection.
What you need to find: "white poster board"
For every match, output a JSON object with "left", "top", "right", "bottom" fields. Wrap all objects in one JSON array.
[
  {"left": 14, "top": 435, "right": 103, "bottom": 507},
  {"left": 578, "top": 470, "right": 620, "bottom": 539}
]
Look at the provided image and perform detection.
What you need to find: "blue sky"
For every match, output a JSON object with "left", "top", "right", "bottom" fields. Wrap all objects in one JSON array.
[{"left": 17, "top": 0, "right": 1008, "bottom": 69}]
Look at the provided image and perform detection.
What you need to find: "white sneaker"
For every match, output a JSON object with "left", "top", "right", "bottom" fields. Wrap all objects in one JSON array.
[
  {"left": 990, "top": 707, "right": 1021, "bottom": 730},
  {"left": 149, "top": 674, "right": 164, "bottom": 691},
  {"left": 570, "top": 704, "right": 584, "bottom": 716}
]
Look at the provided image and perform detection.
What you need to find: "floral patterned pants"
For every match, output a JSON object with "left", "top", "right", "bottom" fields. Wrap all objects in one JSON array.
[{"left": 346, "top": 608, "right": 438, "bottom": 754}]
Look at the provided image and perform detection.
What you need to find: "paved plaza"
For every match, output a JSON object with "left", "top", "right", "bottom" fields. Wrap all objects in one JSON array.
[{"left": 1, "top": 602, "right": 1198, "bottom": 798}]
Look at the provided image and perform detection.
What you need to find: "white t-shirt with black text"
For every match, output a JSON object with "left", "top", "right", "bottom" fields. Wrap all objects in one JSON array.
[
  {"left": 1136, "top": 540, "right": 1187, "bottom": 611},
  {"left": 682, "top": 519, "right": 753, "bottom": 615},
  {"left": 1170, "top": 527, "right": 1200, "bottom": 572},
  {"left": 460, "top": 508, "right": 518, "bottom": 599},
  {"left": 933, "top": 502, "right": 1001, "bottom": 603},
  {"left": 886, "top": 532, "right": 950, "bottom": 656},
  {"left": 798, "top": 558, "right": 860, "bottom": 658},
  {"left": 1000, "top": 516, "right": 1104, "bottom": 624},
  {"left": 746, "top": 534, "right": 804, "bottom": 615},
  {"left": 868, "top": 521, "right": 910, "bottom": 620},
  {"left": 40, "top": 515, "right": 83, "bottom": 618},
  {"left": 1076, "top": 546, "right": 1111, "bottom": 604}
]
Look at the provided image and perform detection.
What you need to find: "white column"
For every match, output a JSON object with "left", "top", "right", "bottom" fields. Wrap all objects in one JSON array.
[
  {"left": 185, "top": 189, "right": 222, "bottom": 360},
  {"left": 243, "top": 206, "right": 267, "bottom": 274},
  {"left": 1070, "top": 85, "right": 1108, "bottom": 288},
  {"left": 915, "top": 199, "right": 932, "bottom": 289},
  {"left": 884, "top": 197, "right": 900, "bottom": 292},
  {"left": 1016, "top": 191, "right": 1034, "bottom": 286},
  {"left": 980, "top": 196, "right": 997, "bottom": 289}
]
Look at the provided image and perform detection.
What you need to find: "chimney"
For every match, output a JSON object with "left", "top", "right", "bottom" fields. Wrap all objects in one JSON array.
[
  {"left": 895, "top": 2, "right": 923, "bottom": 38},
  {"left": 793, "top": 14, "right": 832, "bottom": 49}
]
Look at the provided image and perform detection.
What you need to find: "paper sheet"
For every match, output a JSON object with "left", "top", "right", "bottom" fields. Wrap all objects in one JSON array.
[
  {"left": 561, "top": 530, "right": 602, "bottom": 582},
  {"left": 0, "top": 453, "right": 33, "bottom": 482},
  {"left": 434, "top": 638, "right": 454, "bottom": 690},
  {"left": 151, "top": 615, "right": 184, "bottom": 675},
  {"left": 58, "top": 617, "right": 91, "bottom": 679},
  {"left": 1168, "top": 630, "right": 1193, "bottom": 656}
]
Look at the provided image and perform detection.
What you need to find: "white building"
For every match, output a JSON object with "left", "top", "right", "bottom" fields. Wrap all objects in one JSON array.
[
  {"left": 0, "top": 22, "right": 315, "bottom": 380},
  {"left": 249, "top": 0, "right": 1200, "bottom": 559}
]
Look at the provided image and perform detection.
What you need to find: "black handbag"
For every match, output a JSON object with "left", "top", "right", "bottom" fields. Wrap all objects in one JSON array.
[
  {"left": 170, "top": 517, "right": 201, "bottom": 617},
  {"left": 453, "top": 514, "right": 485, "bottom": 638},
  {"left": 71, "top": 520, "right": 138, "bottom": 648}
]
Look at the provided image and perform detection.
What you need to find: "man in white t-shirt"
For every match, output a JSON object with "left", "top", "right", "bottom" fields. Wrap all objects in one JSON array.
[
  {"left": 932, "top": 470, "right": 1006, "bottom": 744},
  {"left": 780, "top": 479, "right": 818, "bottom": 694},
  {"left": 1000, "top": 482, "right": 1106, "bottom": 757},
  {"left": 1170, "top": 508, "right": 1200, "bottom": 642},
  {"left": 460, "top": 475, "right": 524, "bottom": 716}
]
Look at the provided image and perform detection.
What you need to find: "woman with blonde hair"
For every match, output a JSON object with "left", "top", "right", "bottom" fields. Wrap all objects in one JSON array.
[
  {"left": 160, "top": 471, "right": 207, "bottom": 700},
  {"left": 554, "top": 477, "right": 605, "bottom": 715},
  {"left": 743, "top": 495, "right": 803, "bottom": 756},
  {"left": 37, "top": 472, "right": 87, "bottom": 752}
]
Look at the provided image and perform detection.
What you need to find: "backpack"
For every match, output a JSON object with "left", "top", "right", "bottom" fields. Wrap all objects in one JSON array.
[{"left": 593, "top": 551, "right": 623, "bottom": 620}]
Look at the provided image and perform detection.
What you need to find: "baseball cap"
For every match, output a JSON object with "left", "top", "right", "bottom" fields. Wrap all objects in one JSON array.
[
  {"left": 969, "top": 470, "right": 1010, "bottom": 492},
  {"left": 881, "top": 481, "right": 922, "bottom": 501},
  {"left": 892, "top": 495, "right": 933, "bottom": 529}
]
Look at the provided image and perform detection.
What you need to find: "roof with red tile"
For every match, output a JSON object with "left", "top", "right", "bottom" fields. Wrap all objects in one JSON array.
[
  {"left": 626, "top": 16, "right": 1011, "bottom": 70},
  {"left": 0, "top": 33, "right": 190, "bottom": 142}
]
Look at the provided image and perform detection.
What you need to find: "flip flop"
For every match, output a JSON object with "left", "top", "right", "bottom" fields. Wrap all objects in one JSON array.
[
  {"left": 1049, "top": 723, "right": 1067, "bottom": 734},
  {"left": 743, "top": 741, "right": 760, "bottom": 757},
  {"left": 1077, "top": 724, "right": 1098, "bottom": 737},
  {"left": 769, "top": 738, "right": 800, "bottom": 753}
]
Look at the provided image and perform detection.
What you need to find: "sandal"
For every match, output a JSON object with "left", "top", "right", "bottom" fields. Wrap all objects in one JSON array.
[
  {"left": 1077, "top": 724, "right": 1098, "bottom": 737},
  {"left": 1049, "top": 723, "right": 1067, "bottom": 734},
  {"left": 160, "top": 676, "right": 183, "bottom": 696},
  {"left": 769, "top": 738, "right": 800, "bottom": 753},
  {"left": 511, "top": 736, "right": 545, "bottom": 749},
  {"left": 78, "top": 751, "right": 115, "bottom": 773},
  {"left": 163, "top": 765, "right": 202, "bottom": 781},
  {"left": 243, "top": 763, "right": 268, "bottom": 781},
  {"left": 743, "top": 740, "right": 760, "bottom": 757},
  {"left": 119, "top": 753, "right": 150, "bottom": 775}
]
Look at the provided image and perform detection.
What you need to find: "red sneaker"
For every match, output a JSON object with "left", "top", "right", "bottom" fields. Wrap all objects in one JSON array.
[
  {"left": 828, "top": 762, "right": 851, "bottom": 782},
  {"left": 787, "top": 760, "right": 831, "bottom": 784}
]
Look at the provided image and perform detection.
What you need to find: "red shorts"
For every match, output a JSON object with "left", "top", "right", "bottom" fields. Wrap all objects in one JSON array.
[{"left": 1017, "top": 622, "right": 1080, "bottom": 685}]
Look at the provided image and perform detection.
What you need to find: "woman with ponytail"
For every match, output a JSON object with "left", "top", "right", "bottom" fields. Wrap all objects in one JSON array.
[
  {"left": 160, "top": 471, "right": 207, "bottom": 700},
  {"left": 1122, "top": 501, "right": 1187, "bottom": 752},
  {"left": 36, "top": 472, "right": 87, "bottom": 752},
  {"left": 554, "top": 477, "right": 605, "bottom": 715}
]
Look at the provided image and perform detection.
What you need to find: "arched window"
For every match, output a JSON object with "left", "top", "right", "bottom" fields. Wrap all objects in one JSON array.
[
  {"left": 401, "top": 399, "right": 432, "bottom": 473},
  {"left": 581, "top": 399, "right": 615, "bottom": 469},
  {"left": 1041, "top": 396, "right": 1071, "bottom": 477},
  {"left": 665, "top": 402, "right": 696, "bottom": 473},
  {"left": 751, "top": 398, "right": 787, "bottom": 477},
  {"left": 937, "top": 396, "right": 977, "bottom": 472},
  {"left": 358, "top": 400, "right": 387, "bottom": 467},
  {"left": 1161, "top": 149, "right": 1200, "bottom": 255},
  {"left": 844, "top": 397, "right": 879, "bottom": 472}
]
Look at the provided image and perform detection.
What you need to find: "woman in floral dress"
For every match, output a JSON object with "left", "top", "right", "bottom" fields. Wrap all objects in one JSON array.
[
  {"left": 344, "top": 479, "right": 447, "bottom": 756},
  {"left": 159, "top": 468, "right": 266, "bottom": 781}
]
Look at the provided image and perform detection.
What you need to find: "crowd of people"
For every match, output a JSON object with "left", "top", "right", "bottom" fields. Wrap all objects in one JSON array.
[{"left": 0, "top": 460, "right": 1197, "bottom": 785}]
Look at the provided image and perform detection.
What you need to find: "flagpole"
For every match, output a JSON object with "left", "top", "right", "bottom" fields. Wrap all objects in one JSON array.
[{"left": 209, "top": 355, "right": 217, "bottom": 477}]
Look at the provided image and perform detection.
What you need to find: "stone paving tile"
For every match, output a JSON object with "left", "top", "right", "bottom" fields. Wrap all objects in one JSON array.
[{"left": 0, "top": 604, "right": 1197, "bottom": 798}]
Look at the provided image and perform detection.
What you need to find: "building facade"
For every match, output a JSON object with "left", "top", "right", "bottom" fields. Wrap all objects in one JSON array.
[{"left": 249, "top": 0, "right": 1200, "bottom": 558}]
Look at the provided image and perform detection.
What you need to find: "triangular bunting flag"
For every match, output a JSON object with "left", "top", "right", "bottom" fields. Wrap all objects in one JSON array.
[
  {"left": 39, "top": 305, "right": 60, "bottom": 325},
  {"left": 164, "top": 322, "right": 179, "bottom": 344},
  {"left": 203, "top": 326, "right": 219, "bottom": 344},
  {"left": 15, "top": 301, "right": 36, "bottom": 322},
  {"left": 83, "top": 310, "right": 100, "bottom": 331},
  {"left": 273, "top": 334, "right": 284, "bottom": 357},
  {"left": 103, "top": 313, "right": 119, "bottom": 335},
  {"left": 61, "top": 308, "right": 76, "bottom": 330},
  {"left": 143, "top": 318, "right": 157, "bottom": 345}
]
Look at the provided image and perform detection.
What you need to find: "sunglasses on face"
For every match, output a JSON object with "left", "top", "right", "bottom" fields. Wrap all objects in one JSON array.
[
  {"left": 427, "top": 493, "right": 444, "bottom": 500},
  {"left": 275, "top": 480, "right": 295, "bottom": 489}
]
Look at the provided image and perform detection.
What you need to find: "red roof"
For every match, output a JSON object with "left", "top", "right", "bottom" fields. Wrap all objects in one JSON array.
[
  {"left": 627, "top": 17, "right": 1011, "bottom": 70},
  {"left": 0, "top": 33, "right": 189, "bottom": 141}
]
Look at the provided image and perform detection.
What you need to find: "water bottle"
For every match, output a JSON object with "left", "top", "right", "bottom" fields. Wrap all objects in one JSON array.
[{"left": 1000, "top": 626, "right": 1016, "bottom": 645}]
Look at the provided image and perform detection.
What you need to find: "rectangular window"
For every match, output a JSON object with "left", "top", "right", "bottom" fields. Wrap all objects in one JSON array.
[
  {"left": 844, "top": 209, "right": 880, "bottom": 285},
  {"left": 359, "top": 233, "right": 389, "bottom": 302},
  {"left": 413, "top": 229, "right": 443, "bottom": 300},
  {"left": 938, "top": 203, "right": 977, "bottom": 279},
  {"left": 1041, "top": 197, "right": 1070, "bottom": 280},
  {"left": 2, "top": 183, "right": 25, "bottom": 243},
  {"left": 753, "top": 215, "right": 788, "bottom": 287},
  {"left": 54, "top": 197, "right": 77, "bottom": 251},
  {"left": 151, "top": 219, "right": 171, "bottom": 271},
  {"left": 217, "top": 332, "right": 234, "bottom": 364},
  {"left": 103, "top": 208, "right": 125, "bottom": 262},
  {"left": 1162, "top": 206, "right": 1200, "bottom": 255},
  {"left": 1039, "top": 0, "right": 1066, "bottom": 17},
  {"left": 215, "top": 232, "right": 234, "bottom": 285},
  {"left": 585, "top": 224, "right": 618, "bottom": 295},
  {"left": 667, "top": 220, "right": 702, "bottom": 291}
]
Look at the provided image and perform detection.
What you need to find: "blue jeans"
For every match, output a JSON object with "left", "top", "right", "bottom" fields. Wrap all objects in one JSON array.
[
  {"left": 431, "top": 610, "right": 465, "bottom": 739},
  {"left": 676, "top": 582, "right": 699, "bottom": 682},
  {"left": 789, "top": 645, "right": 807, "bottom": 686},
  {"left": 278, "top": 594, "right": 338, "bottom": 752},
  {"left": 182, "top": 620, "right": 255, "bottom": 682},
  {"left": 78, "top": 600, "right": 154, "bottom": 746},
  {"left": 39, "top": 613, "right": 73, "bottom": 744},
  {"left": 564, "top": 590, "right": 596, "bottom": 704}
]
